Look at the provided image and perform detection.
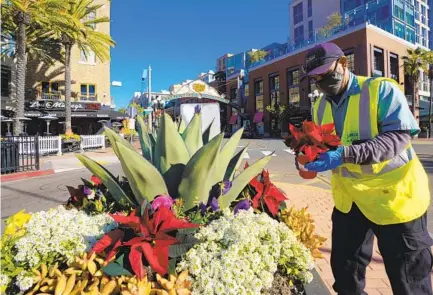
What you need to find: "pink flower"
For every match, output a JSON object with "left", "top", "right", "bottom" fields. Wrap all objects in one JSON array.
[{"left": 151, "top": 195, "right": 174, "bottom": 211}]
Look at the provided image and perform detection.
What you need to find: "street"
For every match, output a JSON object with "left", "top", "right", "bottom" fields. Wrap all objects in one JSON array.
[{"left": 1, "top": 139, "right": 432, "bottom": 231}]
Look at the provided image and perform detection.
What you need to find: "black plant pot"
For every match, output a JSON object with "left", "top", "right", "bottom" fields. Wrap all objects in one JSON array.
[{"left": 303, "top": 268, "right": 332, "bottom": 295}]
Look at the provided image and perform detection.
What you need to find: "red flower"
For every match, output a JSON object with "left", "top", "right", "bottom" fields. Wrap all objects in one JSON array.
[
  {"left": 91, "top": 175, "right": 103, "bottom": 186},
  {"left": 90, "top": 207, "right": 199, "bottom": 278},
  {"left": 284, "top": 121, "right": 341, "bottom": 179},
  {"left": 250, "top": 170, "right": 287, "bottom": 216}
]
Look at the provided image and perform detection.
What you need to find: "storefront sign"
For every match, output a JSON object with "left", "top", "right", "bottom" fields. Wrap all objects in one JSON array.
[
  {"left": 26, "top": 100, "right": 101, "bottom": 111},
  {"left": 166, "top": 93, "right": 230, "bottom": 104}
]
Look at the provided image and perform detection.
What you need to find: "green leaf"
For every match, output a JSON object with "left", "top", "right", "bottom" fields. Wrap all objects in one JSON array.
[
  {"left": 103, "top": 254, "right": 132, "bottom": 276},
  {"left": 224, "top": 146, "right": 248, "bottom": 181},
  {"left": 181, "top": 113, "right": 203, "bottom": 156},
  {"left": 116, "top": 142, "right": 168, "bottom": 203},
  {"left": 168, "top": 258, "right": 177, "bottom": 275},
  {"left": 211, "top": 128, "right": 244, "bottom": 185},
  {"left": 178, "top": 134, "right": 224, "bottom": 211},
  {"left": 136, "top": 116, "right": 153, "bottom": 163},
  {"left": 104, "top": 127, "right": 135, "bottom": 157},
  {"left": 154, "top": 114, "right": 190, "bottom": 175},
  {"left": 202, "top": 118, "right": 214, "bottom": 144},
  {"left": 168, "top": 234, "right": 199, "bottom": 258},
  {"left": 178, "top": 119, "right": 186, "bottom": 134},
  {"left": 76, "top": 154, "right": 135, "bottom": 206},
  {"left": 219, "top": 155, "right": 272, "bottom": 209}
]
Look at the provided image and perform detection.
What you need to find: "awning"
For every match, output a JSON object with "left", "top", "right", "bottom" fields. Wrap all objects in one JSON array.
[
  {"left": 109, "top": 110, "right": 129, "bottom": 120},
  {"left": 253, "top": 112, "right": 264, "bottom": 123},
  {"left": 229, "top": 114, "right": 238, "bottom": 125}
]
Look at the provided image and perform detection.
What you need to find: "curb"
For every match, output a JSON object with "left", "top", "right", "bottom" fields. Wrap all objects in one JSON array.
[{"left": 1, "top": 169, "right": 55, "bottom": 183}]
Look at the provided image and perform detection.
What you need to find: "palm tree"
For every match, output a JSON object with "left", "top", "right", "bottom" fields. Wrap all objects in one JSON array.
[
  {"left": 426, "top": 52, "right": 433, "bottom": 138},
  {"left": 1, "top": 0, "right": 65, "bottom": 135},
  {"left": 55, "top": 0, "right": 115, "bottom": 134},
  {"left": 403, "top": 47, "right": 429, "bottom": 123}
]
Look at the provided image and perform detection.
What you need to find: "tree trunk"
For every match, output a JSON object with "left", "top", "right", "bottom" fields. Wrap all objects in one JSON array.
[
  {"left": 64, "top": 43, "right": 72, "bottom": 134},
  {"left": 13, "top": 20, "right": 27, "bottom": 135},
  {"left": 412, "top": 81, "right": 420, "bottom": 124}
]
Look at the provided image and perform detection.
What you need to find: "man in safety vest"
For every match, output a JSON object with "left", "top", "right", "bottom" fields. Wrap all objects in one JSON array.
[{"left": 301, "top": 43, "right": 432, "bottom": 295}]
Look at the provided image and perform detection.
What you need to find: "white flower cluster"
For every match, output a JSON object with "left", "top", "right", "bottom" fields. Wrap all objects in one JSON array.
[
  {"left": 177, "top": 209, "right": 314, "bottom": 295},
  {"left": 0, "top": 274, "right": 9, "bottom": 289},
  {"left": 14, "top": 206, "right": 116, "bottom": 292}
]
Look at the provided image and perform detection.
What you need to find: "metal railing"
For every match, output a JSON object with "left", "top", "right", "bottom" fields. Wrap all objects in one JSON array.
[{"left": 1, "top": 135, "right": 40, "bottom": 174}]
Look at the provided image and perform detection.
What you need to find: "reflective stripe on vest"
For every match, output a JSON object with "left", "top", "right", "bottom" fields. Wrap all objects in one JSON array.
[{"left": 314, "top": 76, "right": 411, "bottom": 178}]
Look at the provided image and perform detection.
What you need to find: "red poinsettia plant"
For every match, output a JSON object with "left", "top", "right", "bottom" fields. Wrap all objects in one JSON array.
[
  {"left": 284, "top": 121, "right": 341, "bottom": 179},
  {"left": 245, "top": 163, "right": 287, "bottom": 216},
  {"left": 89, "top": 205, "right": 199, "bottom": 278}
]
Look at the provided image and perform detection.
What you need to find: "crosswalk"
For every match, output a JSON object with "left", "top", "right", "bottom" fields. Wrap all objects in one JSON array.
[{"left": 241, "top": 148, "right": 296, "bottom": 159}]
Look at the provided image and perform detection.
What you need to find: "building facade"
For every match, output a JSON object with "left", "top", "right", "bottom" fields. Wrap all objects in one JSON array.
[
  {"left": 289, "top": 0, "right": 341, "bottom": 47},
  {"left": 234, "top": 23, "right": 424, "bottom": 136},
  {"left": 341, "top": 0, "right": 430, "bottom": 49}
]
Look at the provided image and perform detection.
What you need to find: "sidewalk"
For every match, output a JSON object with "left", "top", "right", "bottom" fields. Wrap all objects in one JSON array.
[{"left": 276, "top": 181, "right": 432, "bottom": 295}]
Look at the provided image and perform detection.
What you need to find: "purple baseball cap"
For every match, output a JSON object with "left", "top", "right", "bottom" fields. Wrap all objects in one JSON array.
[{"left": 302, "top": 43, "right": 344, "bottom": 79}]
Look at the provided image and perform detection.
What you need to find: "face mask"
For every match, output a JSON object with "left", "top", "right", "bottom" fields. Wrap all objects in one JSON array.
[{"left": 315, "top": 68, "right": 345, "bottom": 97}]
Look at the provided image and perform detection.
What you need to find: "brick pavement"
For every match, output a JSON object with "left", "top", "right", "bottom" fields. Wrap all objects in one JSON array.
[{"left": 275, "top": 182, "right": 433, "bottom": 295}]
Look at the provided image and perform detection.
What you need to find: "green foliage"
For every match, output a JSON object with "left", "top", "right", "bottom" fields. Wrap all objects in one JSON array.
[
  {"left": 403, "top": 47, "right": 431, "bottom": 84},
  {"left": 248, "top": 50, "right": 268, "bottom": 63},
  {"left": 317, "top": 12, "right": 347, "bottom": 38},
  {"left": 79, "top": 113, "right": 272, "bottom": 213}
]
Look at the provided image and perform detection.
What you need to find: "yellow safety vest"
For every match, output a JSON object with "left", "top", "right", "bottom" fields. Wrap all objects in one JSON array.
[{"left": 313, "top": 76, "right": 430, "bottom": 225}]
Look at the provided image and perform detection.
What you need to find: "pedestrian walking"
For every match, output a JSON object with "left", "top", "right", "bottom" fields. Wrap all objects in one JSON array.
[{"left": 300, "top": 42, "right": 432, "bottom": 295}]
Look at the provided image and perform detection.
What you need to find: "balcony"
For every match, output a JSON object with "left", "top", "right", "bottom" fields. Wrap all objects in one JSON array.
[
  {"left": 78, "top": 93, "right": 98, "bottom": 101},
  {"left": 36, "top": 90, "right": 63, "bottom": 100}
]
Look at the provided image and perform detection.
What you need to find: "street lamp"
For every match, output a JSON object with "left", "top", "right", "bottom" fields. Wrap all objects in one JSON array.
[{"left": 308, "top": 90, "right": 321, "bottom": 120}]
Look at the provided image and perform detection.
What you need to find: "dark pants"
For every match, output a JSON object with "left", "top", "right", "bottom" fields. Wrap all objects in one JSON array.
[{"left": 331, "top": 204, "right": 433, "bottom": 295}]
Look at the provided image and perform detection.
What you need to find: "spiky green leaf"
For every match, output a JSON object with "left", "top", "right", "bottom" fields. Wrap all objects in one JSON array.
[
  {"left": 202, "top": 118, "right": 214, "bottom": 144},
  {"left": 116, "top": 142, "right": 168, "bottom": 203},
  {"left": 224, "top": 146, "right": 248, "bottom": 181},
  {"left": 219, "top": 155, "right": 272, "bottom": 209},
  {"left": 178, "top": 134, "right": 223, "bottom": 211},
  {"left": 104, "top": 127, "right": 135, "bottom": 157},
  {"left": 136, "top": 116, "right": 153, "bottom": 163},
  {"left": 154, "top": 114, "right": 190, "bottom": 175},
  {"left": 211, "top": 128, "right": 244, "bottom": 185},
  {"left": 76, "top": 154, "right": 135, "bottom": 206},
  {"left": 181, "top": 113, "right": 203, "bottom": 156},
  {"left": 178, "top": 119, "right": 186, "bottom": 134}
]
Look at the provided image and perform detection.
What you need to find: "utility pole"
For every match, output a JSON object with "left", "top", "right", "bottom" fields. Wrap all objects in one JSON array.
[{"left": 148, "top": 65, "right": 152, "bottom": 131}]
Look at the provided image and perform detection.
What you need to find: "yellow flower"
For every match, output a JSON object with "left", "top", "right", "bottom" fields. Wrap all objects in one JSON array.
[{"left": 2, "top": 210, "right": 31, "bottom": 238}]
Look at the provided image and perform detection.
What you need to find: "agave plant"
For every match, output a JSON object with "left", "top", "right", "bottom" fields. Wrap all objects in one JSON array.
[{"left": 77, "top": 113, "right": 272, "bottom": 212}]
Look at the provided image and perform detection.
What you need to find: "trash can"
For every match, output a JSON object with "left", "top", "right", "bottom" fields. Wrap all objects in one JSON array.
[{"left": 1, "top": 140, "right": 19, "bottom": 174}]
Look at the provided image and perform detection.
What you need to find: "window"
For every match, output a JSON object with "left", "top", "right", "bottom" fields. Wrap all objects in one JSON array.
[
  {"left": 287, "top": 68, "right": 300, "bottom": 107},
  {"left": 254, "top": 80, "right": 264, "bottom": 112},
  {"left": 270, "top": 75, "right": 280, "bottom": 106},
  {"left": 307, "top": 0, "right": 312, "bottom": 17},
  {"left": 344, "top": 50, "right": 355, "bottom": 72},
  {"left": 415, "top": 2, "right": 420, "bottom": 20},
  {"left": 244, "top": 83, "right": 249, "bottom": 97},
  {"left": 421, "top": 5, "right": 426, "bottom": 24},
  {"left": 1, "top": 66, "right": 11, "bottom": 97},
  {"left": 294, "top": 25, "right": 304, "bottom": 46},
  {"left": 415, "top": 24, "right": 420, "bottom": 43},
  {"left": 41, "top": 81, "right": 60, "bottom": 99},
  {"left": 406, "top": 27, "right": 415, "bottom": 43},
  {"left": 80, "top": 84, "right": 96, "bottom": 101},
  {"left": 373, "top": 47, "right": 384, "bottom": 77},
  {"left": 406, "top": 4, "right": 415, "bottom": 26},
  {"left": 308, "top": 20, "right": 314, "bottom": 41},
  {"left": 389, "top": 53, "right": 399, "bottom": 82},
  {"left": 293, "top": 3, "right": 303, "bottom": 25},
  {"left": 83, "top": 10, "right": 96, "bottom": 29},
  {"left": 394, "top": 4, "right": 404, "bottom": 21},
  {"left": 80, "top": 50, "right": 96, "bottom": 64},
  {"left": 343, "top": 0, "right": 363, "bottom": 12},
  {"left": 422, "top": 27, "right": 427, "bottom": 46},
  {"left": 394, "top": 21, "right": 405, "bottom": 38}
]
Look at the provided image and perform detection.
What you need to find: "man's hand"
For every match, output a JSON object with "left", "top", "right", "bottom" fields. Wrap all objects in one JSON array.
[{"left": 305, "top": 147, "right": 344, "bottom": 172}]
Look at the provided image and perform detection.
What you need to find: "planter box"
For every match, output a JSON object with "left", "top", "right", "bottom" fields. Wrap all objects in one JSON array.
[{"left": 303, "top": 268, "right": 331, "bottom": 295}]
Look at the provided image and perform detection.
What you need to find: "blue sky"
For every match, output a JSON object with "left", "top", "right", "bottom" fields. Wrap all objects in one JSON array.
[{"left": 110, "top": 0, "right": 290, "bottom": 109}]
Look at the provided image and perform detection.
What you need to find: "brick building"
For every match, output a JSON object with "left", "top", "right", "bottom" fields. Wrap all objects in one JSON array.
[{"left": 227, "top": 23, "right": 417, "bottom": 136}]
